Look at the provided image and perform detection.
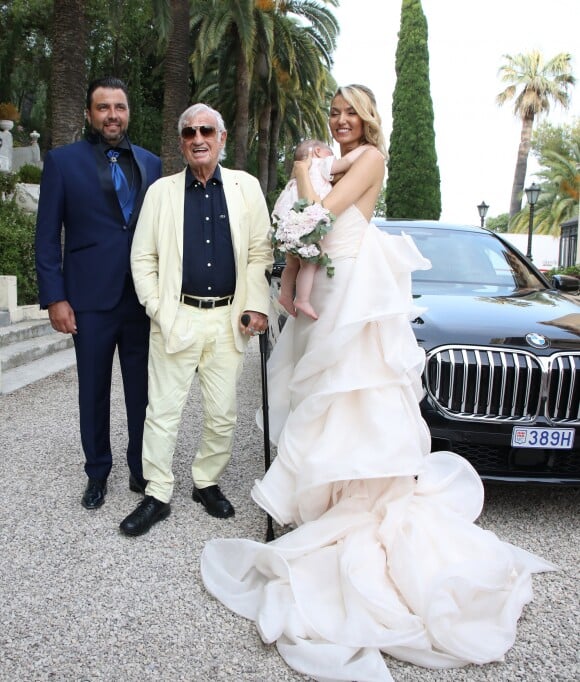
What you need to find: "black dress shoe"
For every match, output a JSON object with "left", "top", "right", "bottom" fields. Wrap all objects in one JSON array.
[
  {"left": 129, "top": 473, "right": 147, "bottom": 494},
  {"left": 120, "top": 495, "right": 171, "bottom": 536},
  {"left": 81, "top": 478, "right": 107, "bottom": 509},
  {"left": 192, "top": 485, "right": 235, "bottom": 519}
]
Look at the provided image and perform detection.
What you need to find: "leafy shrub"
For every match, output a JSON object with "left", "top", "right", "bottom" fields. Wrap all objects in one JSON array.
[
  {"left": 0, "top": 199, "right": 38, "bottom": 304},
  {"left": 486, "top": 213, "right": 510, "bottom": 233},
  {"left": 0, "top": 171, "right": 18, "bottom": 195},
  {"left": 0, "top": 102, "right": 19, "bottom": 121},
  {"left": 548, "top": 264, "right": 580, "bottom": 278},
  {"left": 11, "top": 125, "right": 30, "bottom": 148},
  {"left": 18, "top": 163, "right": 42, "bottom": 184}
]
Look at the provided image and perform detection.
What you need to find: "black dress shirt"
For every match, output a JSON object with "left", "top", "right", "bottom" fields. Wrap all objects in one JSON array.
[
  {"left": 87, "top": 131, "right": 141, "bottom": 200},
  {"left": 181, "top": 165, "right": 236, "bottom": 297}
]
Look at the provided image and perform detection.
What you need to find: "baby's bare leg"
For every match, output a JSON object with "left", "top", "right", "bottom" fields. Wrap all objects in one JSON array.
[
  {"left": 279, "top": 254, "right": 299, "bottom": 317},
  {"left": 294, "top": 261, "right": 318, "bottom": 320}
]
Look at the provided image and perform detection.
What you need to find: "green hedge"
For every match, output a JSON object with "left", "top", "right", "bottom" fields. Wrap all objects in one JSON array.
[
  {"left": 548, "top": 264, "right": 580, "bottom": 278},
  {"left": 0, "top": 171, "right": 18, "bottom": 195},
  {"left": 18, "top": 164, "right": 42, "bottom": 184},
  {"left": 0, "top": 199, "right": 38, "bottom": 305}
]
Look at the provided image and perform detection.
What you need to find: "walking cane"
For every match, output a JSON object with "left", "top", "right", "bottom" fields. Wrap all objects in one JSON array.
[{"left": 241, "top": 313, "right": 275, "bottom": 542}]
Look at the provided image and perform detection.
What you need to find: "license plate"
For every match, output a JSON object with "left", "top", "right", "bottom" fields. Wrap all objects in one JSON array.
[{"left": 511, "top": 427, "right": 575, "bottom": 449}]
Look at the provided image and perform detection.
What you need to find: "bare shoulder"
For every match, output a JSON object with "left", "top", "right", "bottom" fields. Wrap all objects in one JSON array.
[
  {"left": 350, "top": 145, "right": 385, "bottom": 181},
  {"left": 357, "top": 145, "right": 385, "bottom": 164}
]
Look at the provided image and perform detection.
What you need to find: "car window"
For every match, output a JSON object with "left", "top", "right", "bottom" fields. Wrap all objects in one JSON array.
[{"left": 376, "top": 224, "right": 546, "bottom": 293}]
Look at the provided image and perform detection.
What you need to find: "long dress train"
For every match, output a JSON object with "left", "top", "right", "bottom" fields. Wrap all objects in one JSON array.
[{"left": 201, "top": 205, "right": 555, "bottom": 682}]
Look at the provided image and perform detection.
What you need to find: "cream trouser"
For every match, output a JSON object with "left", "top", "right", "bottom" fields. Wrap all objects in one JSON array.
[{"left": 143, "top": 304, "right": 244, "bottom": 503}]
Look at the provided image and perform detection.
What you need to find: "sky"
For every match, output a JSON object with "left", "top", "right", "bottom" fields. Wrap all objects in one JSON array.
[{"left": 330, "top": 0, "right": 579, "bottom": 225}]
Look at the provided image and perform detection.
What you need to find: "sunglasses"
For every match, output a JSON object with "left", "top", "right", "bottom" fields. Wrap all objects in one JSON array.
[{"left": 180, "top": 125, "right": 217, "bottom": 139}]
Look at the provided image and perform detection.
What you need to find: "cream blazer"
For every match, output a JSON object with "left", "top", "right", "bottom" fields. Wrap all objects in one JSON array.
[{"left": 131, "top": 166, "right": 273, "bottom": 353}]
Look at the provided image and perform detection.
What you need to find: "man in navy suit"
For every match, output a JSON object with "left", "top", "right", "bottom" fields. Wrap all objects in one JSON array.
[{"left": 35, "top": 77, "right": 162, "bottom": 510}]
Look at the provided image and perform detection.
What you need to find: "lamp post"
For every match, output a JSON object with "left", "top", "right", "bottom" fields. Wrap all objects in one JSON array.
[
  {"left": 524, "top": 183, "right": 541, "bottom": 260},
  {"left": 477, "top": 201, "right": 489, "bottom": 228}
]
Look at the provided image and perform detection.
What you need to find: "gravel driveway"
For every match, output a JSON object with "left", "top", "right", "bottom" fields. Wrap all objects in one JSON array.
[{"left": 1, "top": 340, "right": 578, "bottom": 681}]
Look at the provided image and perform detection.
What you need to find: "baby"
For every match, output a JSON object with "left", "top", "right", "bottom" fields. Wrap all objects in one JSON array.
[{"left": 272, "top": 139, "right": 368, "bottom": 319}]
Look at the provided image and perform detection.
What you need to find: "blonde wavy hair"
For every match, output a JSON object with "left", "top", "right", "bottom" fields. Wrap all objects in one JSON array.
[{"left": 333, "top": 84, "right": 387, "bottom": 159}]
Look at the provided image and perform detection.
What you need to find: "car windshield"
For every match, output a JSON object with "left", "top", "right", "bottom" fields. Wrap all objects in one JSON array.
[{"left": 377, "top": 224, "right": 547, "bottom": 294}]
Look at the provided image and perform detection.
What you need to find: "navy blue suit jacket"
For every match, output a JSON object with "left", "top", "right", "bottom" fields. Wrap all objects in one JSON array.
[{"left": 35, "top": 139, "right": 162, "bottom": 311}]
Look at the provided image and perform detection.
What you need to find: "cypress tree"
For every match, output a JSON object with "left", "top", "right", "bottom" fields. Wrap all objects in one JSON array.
[{"left": 386, "top": 0, "right": 441, "bottom": 219}]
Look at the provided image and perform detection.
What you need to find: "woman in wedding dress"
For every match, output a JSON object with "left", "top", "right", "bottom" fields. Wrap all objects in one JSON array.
[{"left": 200, "top": 84, "right": 554, "bottom": 682}]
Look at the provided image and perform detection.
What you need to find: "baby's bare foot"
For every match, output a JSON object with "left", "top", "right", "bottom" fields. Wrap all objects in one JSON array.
[
  {"left": 278, "top": 294, "right": 297, "bottom": 317},
  {"left": 294, "top": 299, "right": 318, "bottom": 320}
]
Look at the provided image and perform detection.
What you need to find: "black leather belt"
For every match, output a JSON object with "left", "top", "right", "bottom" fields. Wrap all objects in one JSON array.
[{"left": 181, "top": 294, "right": 234, "bottom": 309}]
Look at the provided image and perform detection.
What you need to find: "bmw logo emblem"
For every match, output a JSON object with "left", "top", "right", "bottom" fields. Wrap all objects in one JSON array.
[{"left": 525, "top": 333, "right": 550, "bottom": 349}]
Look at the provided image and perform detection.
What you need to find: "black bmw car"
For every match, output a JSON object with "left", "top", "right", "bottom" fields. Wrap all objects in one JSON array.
[{"left": 268, "top": 219, "right": 580, "bottom": 485}]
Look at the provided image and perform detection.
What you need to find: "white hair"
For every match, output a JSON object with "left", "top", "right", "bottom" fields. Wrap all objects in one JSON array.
[{"left": 178, "top": 103, "right": 227, "bottom": 161}]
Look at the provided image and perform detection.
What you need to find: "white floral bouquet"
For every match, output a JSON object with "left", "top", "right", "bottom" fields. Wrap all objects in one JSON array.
[{"left": 271, "top": 198, "right": 336, "bottom": 277}]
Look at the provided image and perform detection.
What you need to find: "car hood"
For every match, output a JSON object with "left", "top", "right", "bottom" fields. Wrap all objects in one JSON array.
[{"left": 412, "top": 287, "right": 580, "bottom": 352}]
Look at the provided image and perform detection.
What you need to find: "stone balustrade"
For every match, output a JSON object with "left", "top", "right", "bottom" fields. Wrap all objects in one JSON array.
[
  {"left": 0, "top": 120, "right": 42, "bottom": 173},
  {"left": 1, "top": 124, "right": 43, "bottom": 323}
]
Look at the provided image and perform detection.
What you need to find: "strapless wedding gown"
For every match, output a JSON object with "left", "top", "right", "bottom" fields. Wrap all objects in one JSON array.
[{"left": 201, "top": 206, "right": 554, "bottom": 682}]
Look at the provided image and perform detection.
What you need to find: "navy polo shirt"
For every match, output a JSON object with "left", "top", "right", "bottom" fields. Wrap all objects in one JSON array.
[{"left": 181, "top": 165, "right": 236, "bottom": 297}]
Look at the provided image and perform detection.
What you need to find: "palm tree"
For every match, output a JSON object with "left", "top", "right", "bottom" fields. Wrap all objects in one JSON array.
[
  {"left": 497, "top": 50, "right": 575, "bottom": 218},
  {"left": 190, "top": 0, "right": 338, "bottom": 188},
  {"left": 509, "top": 142, "right": 580, "bottom": 236},
  {"left": 154, "top": 0, "right": 191, "bottom": 174},
  {"left": 252, "top": 1, "right": 338, "bottom": 192},
  {"left": 191, "top": 0, "right": 256, "bottom": 170},
  {"left": 50, "top": 0, "right": 88, "bottom": 147}
]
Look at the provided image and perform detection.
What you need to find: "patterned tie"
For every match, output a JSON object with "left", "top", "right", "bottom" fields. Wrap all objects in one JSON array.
[{"left": 106, "top": 149, "right": 134, "bottom": 223}]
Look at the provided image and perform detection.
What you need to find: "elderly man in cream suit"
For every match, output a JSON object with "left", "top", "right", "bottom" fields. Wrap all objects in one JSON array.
[{"left": 120, "top": 103, "right": 273, "bottom": 536}]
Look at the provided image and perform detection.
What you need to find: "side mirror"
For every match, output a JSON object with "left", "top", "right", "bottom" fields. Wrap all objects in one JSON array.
[{"left": 551, "top": 274, "right": 580, "bottom": 294}]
